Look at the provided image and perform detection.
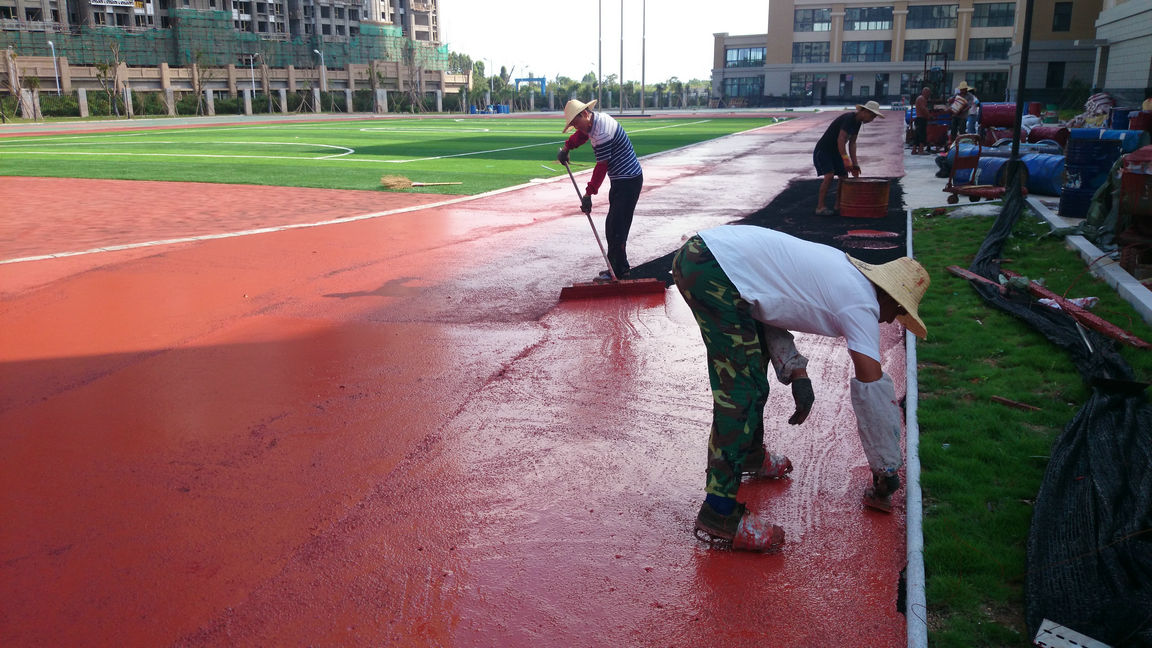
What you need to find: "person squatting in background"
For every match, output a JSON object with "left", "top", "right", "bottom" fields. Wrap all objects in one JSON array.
[
  {"left": 812, "top": 100, "right": 885, "bottom": 216},
  {"left": 672, "top": 225, "right": 930, "bottom": 552},
  {"left": 557, "top": 99, "right": 644, "bottom": 281}
]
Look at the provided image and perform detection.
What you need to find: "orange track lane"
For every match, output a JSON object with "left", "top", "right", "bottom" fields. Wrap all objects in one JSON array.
[{"left": 1, "top": 112, "right": 911, "bottom": 647}]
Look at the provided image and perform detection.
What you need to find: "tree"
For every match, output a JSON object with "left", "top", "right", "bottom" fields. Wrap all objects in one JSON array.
[
  {"left": 94, "top": 41, "right": 125, "bottom": 117},
  {"left": 447, "top": 51, "right": 472, "bottom": 76}
]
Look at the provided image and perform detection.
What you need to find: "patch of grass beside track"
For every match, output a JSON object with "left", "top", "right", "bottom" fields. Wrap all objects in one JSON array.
[
  {"left": 913, "top": 204, "right": 1152, "bottom": 647},
  {"left": 0, "top": 117, "right": 783, "bottom": 193}
]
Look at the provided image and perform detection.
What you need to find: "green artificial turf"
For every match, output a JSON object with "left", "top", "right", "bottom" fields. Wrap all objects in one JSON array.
[
  {"left": 0, "top": 116, "right": 784, "bottom": 193},
  {"left": 913, "top": 203, "right": 1152, "bottom": 647}
]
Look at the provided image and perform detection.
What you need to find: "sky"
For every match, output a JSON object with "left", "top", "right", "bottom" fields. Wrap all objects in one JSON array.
[{"left": 437, "top": 0, "right": 770, "bottom": 84}]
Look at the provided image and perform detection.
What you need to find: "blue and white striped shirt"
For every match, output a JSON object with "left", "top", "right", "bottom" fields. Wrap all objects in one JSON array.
[{"left": 589, "top": 113, "right": 643, "bottom": 180}]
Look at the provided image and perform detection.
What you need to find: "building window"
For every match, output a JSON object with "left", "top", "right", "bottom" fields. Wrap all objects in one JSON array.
[
  {"left": 903, "top": 39, "right": 956, "bottom": 62},
  {"left": 723, "top": 76, "right": 763, "bottom": 99},
  {"left": 972, "top": 3, "right": 1015, "bottom": 27},
  {"left": 968, "top": 71, "right": 1008, "bottom": 100},
  {"left": 790, "top": 72, "right": 828, "bottom": 97},
  {"left": 1045, "top": 61, "right": 1065, "bottom": 88},
  {"left": 875, "top": 73, "right": 890, "bottom": 98},
  {"left": 907, "top": 5, "right": 958, "bottom": 29},
  {"left": 844, "top": 7, "right": 893, "bottom": 31},
  {"left": 725, "top": 47, "right": 766, "bottom": 68},
  {"left": 842, "top": 40, "right": 892, "bottom": 63},
  {"left": 794, "top": 8, "right": 831, "bottom": 32},
  {"left": 969, "top": 37, "right": 1011, "bottom": 60},
  {"left": 1052, "top": 2, "right": 1072, "bottom": 31},
  {"left": 791, "top": 42, "right": 830, "bottom": 64}
]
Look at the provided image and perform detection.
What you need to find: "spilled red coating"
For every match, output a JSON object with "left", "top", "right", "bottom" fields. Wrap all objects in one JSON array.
[{"left": 1, "top": 111, "right": 911, "bottom": 646}]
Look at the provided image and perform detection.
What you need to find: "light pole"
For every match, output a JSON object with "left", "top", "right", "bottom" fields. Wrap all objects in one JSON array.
[
  {"left": 485, "top": 57, "right": 493, "bottom": 109},
  {"left": 47, "top": 40, "right": 60, "bottom": 95},
  {"left": 313, "top": 49, "right": 326, "bottom": 92},
  {"left": 247, "top": 53, "right": 256, "bottom": 96}
]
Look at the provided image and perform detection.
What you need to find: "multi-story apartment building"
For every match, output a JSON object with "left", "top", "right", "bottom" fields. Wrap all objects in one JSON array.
[
  {"left": 0, "top": 0, "right": 438, "bottom": 45},
  {"left": 711, "top": 0, "right": 1148, "bottom": 106}
]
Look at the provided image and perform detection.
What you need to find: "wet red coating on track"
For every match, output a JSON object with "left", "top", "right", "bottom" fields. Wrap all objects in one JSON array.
[{"left": 1, "top": 111, "right": 911, "bottom": 646}]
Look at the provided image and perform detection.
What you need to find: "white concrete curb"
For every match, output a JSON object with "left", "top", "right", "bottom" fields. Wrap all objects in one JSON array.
[
  {"left": 1026, "top": 196, "right": 1152, "bottom": 328},
  {"left": 905, "top": 207, "right": 928, "bottom": 648}
]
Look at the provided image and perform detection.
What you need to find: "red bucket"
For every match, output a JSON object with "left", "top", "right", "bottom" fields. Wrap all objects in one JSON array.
[{"left": 838, "top": 178, "right": 891, "bottom": 219}]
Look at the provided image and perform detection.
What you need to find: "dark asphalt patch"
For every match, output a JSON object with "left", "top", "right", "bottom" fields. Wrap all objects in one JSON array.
[{"left": 629, "top": 178, "right": 908, "bottom": 286}]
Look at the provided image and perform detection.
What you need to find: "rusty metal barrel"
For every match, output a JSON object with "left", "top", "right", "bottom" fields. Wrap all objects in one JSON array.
[{"left": 837, "top": 178, "right": 891, "bottom": 219}]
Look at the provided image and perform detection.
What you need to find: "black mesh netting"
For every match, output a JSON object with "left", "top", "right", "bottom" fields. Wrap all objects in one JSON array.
[
  {"left": 628, "top": 178, "right": 907, "bottom": 285},
  {"left": 965, "top": 168, "right": 1152, "bottom": 647}
]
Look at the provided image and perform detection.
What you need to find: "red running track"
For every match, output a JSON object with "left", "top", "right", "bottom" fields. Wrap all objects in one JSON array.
[{"left": 0, "top": 111, "right": 911, "bottom": 647}]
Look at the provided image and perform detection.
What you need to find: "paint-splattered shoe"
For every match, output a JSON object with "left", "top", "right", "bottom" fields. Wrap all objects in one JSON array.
[
  {"left": 694, "top": 501, "right": 785, "bottom": 553},
  {"left": 863, "top": 471, "right": 901, "bottom": 513},
  {"left": 742, "top": 446, "right": 794, "bottom": 480}
]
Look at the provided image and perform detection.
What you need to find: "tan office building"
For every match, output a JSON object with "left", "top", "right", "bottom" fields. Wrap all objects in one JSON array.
[{"left": 710, "top": 1, "right": 1150, "bottom": 106}]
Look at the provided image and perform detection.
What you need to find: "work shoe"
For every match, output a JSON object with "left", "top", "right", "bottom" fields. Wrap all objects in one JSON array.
[
  {"left": 694, "top": 500, "right": 785, "bottom": 553},
  {"left": 742, "top": 445, "right": 793, "bottom": 480},
  {"left": 815, "top": 207, "right": 835, "bottom": 217},
  {"left": 863, "top": 470, "right": 902, "bottom": 513},
  {"left": 592, "top": 270, "right": 614, "bottom": 283}
]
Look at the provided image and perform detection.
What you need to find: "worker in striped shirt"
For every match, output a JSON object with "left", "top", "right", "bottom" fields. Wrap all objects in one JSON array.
[{"left": 557, "top": 99, "right": 644, "bottom": 281}]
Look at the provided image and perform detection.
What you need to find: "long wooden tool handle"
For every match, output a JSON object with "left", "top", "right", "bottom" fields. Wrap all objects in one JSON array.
[
  {"left": 564, "top": 163, "right": 617, "bottom": 282},
  {"left": 563, "top": 162, "right": 584, "bottom": 200}
]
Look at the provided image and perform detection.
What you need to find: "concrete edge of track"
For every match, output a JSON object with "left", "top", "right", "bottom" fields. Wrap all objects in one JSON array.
[{"left": 904, "top": 207, "right": 928, "bottom": 648}]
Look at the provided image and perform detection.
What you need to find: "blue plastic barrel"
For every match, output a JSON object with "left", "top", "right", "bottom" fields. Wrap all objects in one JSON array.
[
  {"left": 1020, "top": 153, "right": 1065, "bottom": 196},
  {"left": 1058, "top": 187, "right": 1096, "bottom": 219},
  {"left": 1100, "top": 129, "right": 1151, "bottom": 153},
  {"left": 1063, "top": 138, "right": 1122, "bottom": 198},
  {"left": 1068, "top": 128, "right": 1104, "bottom": 140},
  {"left": 1111, "top": 108, "right": 1135, "bottom": 129},
  {"left": 975, "top": 157, "right": 1010, "bottom": 185}
]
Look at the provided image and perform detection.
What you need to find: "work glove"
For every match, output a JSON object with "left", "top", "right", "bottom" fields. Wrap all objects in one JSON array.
[
  {"left": 557, "top": 147, "right": 570, "bottom": 165},
  {"left": 788, "top": 378, "right": 814, "bottom": 425},
  {"left": 580, "top": 194, "right": 592, "bottom": 215}
]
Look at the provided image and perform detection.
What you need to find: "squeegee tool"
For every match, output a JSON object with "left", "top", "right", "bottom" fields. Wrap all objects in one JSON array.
[{"left": 558, "top": 163, "right": 665, "bottom": 301}]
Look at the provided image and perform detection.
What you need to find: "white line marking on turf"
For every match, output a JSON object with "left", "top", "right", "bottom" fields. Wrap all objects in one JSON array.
[{"left": 0, "top": 179, "right": 557, "bottom": 265}]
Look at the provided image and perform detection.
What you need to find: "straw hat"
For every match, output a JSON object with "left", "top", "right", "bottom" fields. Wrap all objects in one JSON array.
[
  {"left": 846, "top": 254, "right": 930, "bottom": 339},
  {"left": 855, "top": 100, "right": 886, "bottom": 118},
  {"left": 957, "top": 81, "right": 971, "bottom": 91},
  {"left": 563, "top": 99, "right": 597, "bottom": 132}
]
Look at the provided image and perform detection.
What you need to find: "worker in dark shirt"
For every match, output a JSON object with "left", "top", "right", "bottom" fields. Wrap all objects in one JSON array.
[{"left": 813, "top": 101, "right": 885, "bottom": 216}]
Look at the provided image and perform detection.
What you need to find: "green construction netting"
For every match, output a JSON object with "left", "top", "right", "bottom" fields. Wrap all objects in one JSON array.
[{"left": 0, "top": 11, "right": 447, "bottom": 70}]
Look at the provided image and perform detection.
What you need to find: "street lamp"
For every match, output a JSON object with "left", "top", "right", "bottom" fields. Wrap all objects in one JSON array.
[
  {"left": 47, "top": 40, "right": 60, "bottom": 95},
  {"left": 313, "top": 49, "right": 326, "bottom": 92},
  {"left": 247, "top": 53, "right": 258, "bottom": 96}
]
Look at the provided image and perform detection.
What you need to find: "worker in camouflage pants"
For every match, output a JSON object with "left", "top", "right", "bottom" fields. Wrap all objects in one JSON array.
[
  {"left": 672, "top": 234, "right": 809, "bottom": 553},
  {"left": 672, "top": 226, "right": 930, "bottom": 553}
]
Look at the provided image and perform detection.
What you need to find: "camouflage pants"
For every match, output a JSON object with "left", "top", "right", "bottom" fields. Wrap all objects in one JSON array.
[{"left": 672, "top": 235, "right": 771, "bottom": 499}]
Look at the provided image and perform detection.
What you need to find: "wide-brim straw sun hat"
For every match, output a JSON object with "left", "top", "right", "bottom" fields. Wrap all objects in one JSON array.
[
  {"left": 846, "top": 254, "right": 930, "bottom": 339},
  {"left": 855, "top": 100, "right": 886, "bottom": 118},
  {"left": 563, "top": 99, "right": 598, "bottom": 132},
  {"left": 957, "top": 81, "right": 971, "bottom": 91}
]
